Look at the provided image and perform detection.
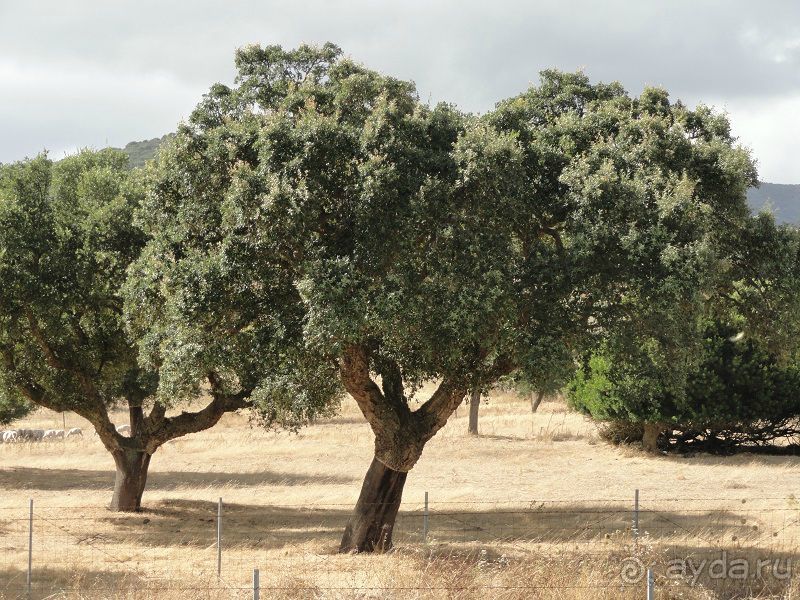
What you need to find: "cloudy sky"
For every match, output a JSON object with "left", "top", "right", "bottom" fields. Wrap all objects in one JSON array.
[{"left": 2, "top": 0, "right": 799, "bottom": 182}]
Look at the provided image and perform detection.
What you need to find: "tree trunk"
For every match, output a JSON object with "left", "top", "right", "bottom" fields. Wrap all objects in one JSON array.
[
  {"left": 467, "top": 390, "right": 480, "bottom": 435},
  {"left": 642, "top": 423, "right": 665, "bottom": 453},
  {"left": 530, "top": 390, "right": 545, "bottom": 413},
  {"left": 110, "top": 449, "right": 152, "bottom": 512},
  {"left": 339, "top": 457, "right": 408, "bottom": 553}
]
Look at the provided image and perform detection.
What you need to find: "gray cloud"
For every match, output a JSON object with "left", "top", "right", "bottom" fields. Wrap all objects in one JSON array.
[{"left": 2, "top": 0, "right": 799, "bottom": 181}]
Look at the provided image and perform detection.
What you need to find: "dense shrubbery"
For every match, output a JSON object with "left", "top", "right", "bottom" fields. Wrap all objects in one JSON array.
[{"left": 568, "top": 322, "right": 800, "bottom": 452}]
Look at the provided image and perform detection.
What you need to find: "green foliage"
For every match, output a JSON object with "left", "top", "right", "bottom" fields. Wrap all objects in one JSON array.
[
  {"left": 125, "top": 44, "right": 760, "bottom": 433},
  {"left": 123, "top": 44, "right": 364, "bottom": 426},
  {"left": 0, "top": 395, "right": 31, "bottom": 425},
  {"left": 0, "top": 149, "right": 155, "bottom": 419},
  {"left": 568, "top": 322, "right": 800, "bottom": 440},
  {"left": 488, "top": 73, "right": 757, "bottom": 392},
  {"left": 725, "top": 214, "right": 800, "bottom": 358}
]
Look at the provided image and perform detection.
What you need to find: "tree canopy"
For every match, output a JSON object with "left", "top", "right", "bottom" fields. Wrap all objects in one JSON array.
[
  {"left": 568, "top": 213, "right": 800, "bottom": 452},
  {"left": 0, "top": 150, "right": 151, "bottom": 423},
  {"left": 0, "top": 148, "right": 276, "bottom": 511},
  {"left": 123, "top": 43, "right": 760, "bottom": 550}
]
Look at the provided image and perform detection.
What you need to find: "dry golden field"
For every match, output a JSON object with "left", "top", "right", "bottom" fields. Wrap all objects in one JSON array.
[{"left": 2, "top": 388, "right": 800, "bottom": 599}]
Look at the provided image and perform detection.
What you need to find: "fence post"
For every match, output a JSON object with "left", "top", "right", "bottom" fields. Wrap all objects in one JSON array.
[
  {"left": 423, "top": 491, "right": 429, "bottom": 543},
  {"left": 646, "top": 568, "right": 654, "bottom": 600},
  {"left": 27, "top": 498, "right": 33, "bottom": 598},
  {"left": 253, "top": 568, "right": 260, "bottom": 600},
  {"left": 633, "top": 489, "right": 639, "bottom": 539},
  {"left": 217, "top": 497, "right": 222, "bottom": 577}
]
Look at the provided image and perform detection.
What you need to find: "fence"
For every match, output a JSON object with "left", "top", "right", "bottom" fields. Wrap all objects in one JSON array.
[{"left": 2, "top": 492, "right": 800, "bottom": 598}]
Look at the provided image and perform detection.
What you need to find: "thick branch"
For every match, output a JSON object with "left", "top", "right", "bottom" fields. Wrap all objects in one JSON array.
[
  {"left": 2, "top": 340, "right": 131, "bottom": 452},
  {"left": 24, "top": 310, "right": 106, "bottom": 412},
  {"left": 339, "top": 344, "right": 409, "bottom": 435},
  {"left": 415, "top": 378, "right": 468, "bottom": 436},
  {"left": 143, "top": 374, "right": 251, "bottom": 452},
  {"left": 376, "top": 356, "right": 406, "bottom": 406}
]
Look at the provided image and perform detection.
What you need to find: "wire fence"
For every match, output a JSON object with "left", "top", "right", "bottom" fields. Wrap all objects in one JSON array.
[{"left": 2, "top": 493, "right": 800, "bottom": 598}]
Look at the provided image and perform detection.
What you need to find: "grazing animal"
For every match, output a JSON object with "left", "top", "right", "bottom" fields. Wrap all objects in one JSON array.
[
  {"left": 3, "top": 430, "right": 18, "bottom": 443},
  {"left": 29, "top": 429, "right": 45, "bottom": 442},
  {"left": 116, "top": 424, "right": 131, "bottom": 436},
  {"left": 66, "top": 427, "right": 83, "bottom": 438},
  {"left": 43, "top": 429, "right": 65, "bottom": 441}
]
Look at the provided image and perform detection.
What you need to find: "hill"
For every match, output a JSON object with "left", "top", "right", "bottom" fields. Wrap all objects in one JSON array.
[
  {"left": 747, "top": 182, "right": 800, "bottom": 224},
  {"left": 116, "top": 135, "right": 172, "bottom": 169}
]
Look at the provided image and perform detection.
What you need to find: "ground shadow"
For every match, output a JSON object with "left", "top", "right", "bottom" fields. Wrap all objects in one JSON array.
[
  {"left": 0, "top": 467, "right": 355, "bottom": 492},
  {"left": 17, "top": 497, "right": 792, "bottom": 555},
  {"left": 0, "top": 565, "right": 213, "bottom": 600},
  {"left": 4, "top": 499, "right": 800, "bottom": 600}
]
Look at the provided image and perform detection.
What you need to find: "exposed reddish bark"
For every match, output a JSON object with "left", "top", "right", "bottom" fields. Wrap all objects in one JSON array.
[
  {"left": 339, "top": 457, "right": 407, "bottom": 553},
  {"left": 338, "top": 344, "right": 489, "bottom": 552},
  {"left": 110, "top": 449, "right": 151, "bottom": 511}
]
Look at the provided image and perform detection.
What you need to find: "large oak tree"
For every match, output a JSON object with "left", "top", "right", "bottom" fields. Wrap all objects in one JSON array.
[
  {"left": 127, "top": 44, "right": 757, "bottom": 551},
  {"left": 0, "top": 150, "right": 276, "bottom": 511}
]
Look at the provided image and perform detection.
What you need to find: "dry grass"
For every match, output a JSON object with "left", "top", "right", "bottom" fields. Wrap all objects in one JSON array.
[{"left": 2, "top": 388, "right": 800, "bottom": 598}]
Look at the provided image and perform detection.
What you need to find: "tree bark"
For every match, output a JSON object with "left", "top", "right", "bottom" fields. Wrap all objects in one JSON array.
[
  {"left": 642, "top": 422, "right": 665, "bottom": 453},
  {"left": 110, "top": 449, "right": 152, "bottom": 512},
  {"left": 340, "top": 457, "right": 408, "bottom": 553},
  {"left": 530, "top": 390, "right": 545, "bottom": 413},
  {"left": 467, "top": 389, "right": 480, "bottom": 435}
]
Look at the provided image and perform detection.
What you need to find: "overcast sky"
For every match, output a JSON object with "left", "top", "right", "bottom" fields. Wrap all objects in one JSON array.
[{"left": 2, "top": 0, "right": 799, "bottom": 182}]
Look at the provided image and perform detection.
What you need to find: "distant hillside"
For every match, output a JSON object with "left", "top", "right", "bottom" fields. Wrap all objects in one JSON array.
[
  {"left": 116, "top": 134, "right": 800, "bottom": 224},
  {"left": 747, "top": 183, "right": 800, "bottom": 225},
  {"left": 116, "top": 135, "right": 172, "bottom": 169}
]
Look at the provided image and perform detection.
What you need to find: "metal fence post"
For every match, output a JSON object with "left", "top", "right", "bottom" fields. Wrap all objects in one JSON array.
[
  {"left": 253, "top": 568, "right": 260, "bottom": 600},
  {"left": 633, "top": 489, "right": 639, "bottom": 539},
  {"left": 646, "top": 568, "right": 654, "bottom": 600},
  {"left": 217, "top": 497, "right": 222, "bottom": 577},
  {"left": 423, "top": 491, "right": 429, "bottom": 542},
  {"left": 27, "top": 498, "right": 33, "bottom": 598}
]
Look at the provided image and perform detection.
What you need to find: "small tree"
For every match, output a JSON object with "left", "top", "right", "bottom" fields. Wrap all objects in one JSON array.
[
  {"left": 0, "top": 150, "right": 261, "bottom": 511},
  {"left": 569, "top": 321, "right": 800, "bottom": 452},
  {"left": 569, "top": 216, "right": 800, "bottom": 452}
]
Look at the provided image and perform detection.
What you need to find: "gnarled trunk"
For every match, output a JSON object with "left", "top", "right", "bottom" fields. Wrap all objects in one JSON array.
[
  {"left": 340, "top": 457, "right": 408, "bottom": 553},
  {"left": 530, "top": 390, "right": 545, "bottom": 413},
  {"left": 467, "top": 390, "right": 480, "bottom": 435},
  {"left": 110, "top": 449, "right": 151, "bottom": 512},
  {"left": 337, "top": 345, "right": 477, "bottom": 554}
]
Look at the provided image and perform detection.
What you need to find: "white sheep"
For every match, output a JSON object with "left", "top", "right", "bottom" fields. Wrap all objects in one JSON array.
[
  {"left": 3, "top": 430, "right": 18, "bottom": 443},
  {"left": 116, "top": 424, "right": 132, "bottom": 436},
  {"left": 66, "top": 427, "right": 83, "bottom": 438},
  {"left": 43, "top": 429, "right": 65, "bottom": 441}
]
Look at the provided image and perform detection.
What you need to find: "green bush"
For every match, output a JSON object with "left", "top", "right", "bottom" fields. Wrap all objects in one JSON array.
[{"left": 568, "top": 322, "right": 800, "bottom": 451}]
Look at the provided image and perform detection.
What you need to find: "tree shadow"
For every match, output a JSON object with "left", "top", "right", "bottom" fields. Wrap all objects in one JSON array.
[
  {"left": 4, "top": 500, "right": 800, "bottom": 600},
  {"left": 18, "top": 496, "right": 793, "bottom": 556},
  {"left": 0, "top": 467, "right": 355, "bottom": 492},
  {"left": 0, "top": 565, "right": 214, "bottom": 600}
]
